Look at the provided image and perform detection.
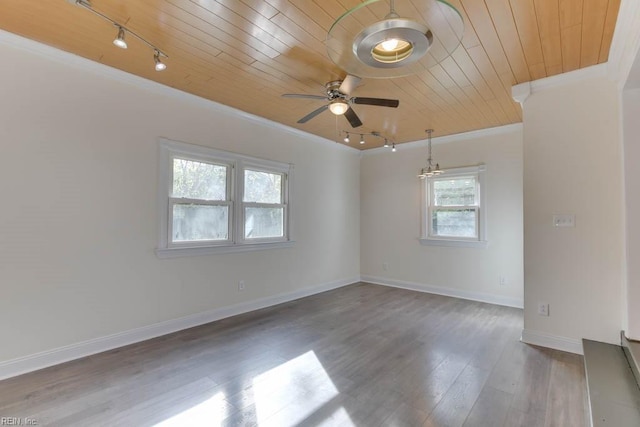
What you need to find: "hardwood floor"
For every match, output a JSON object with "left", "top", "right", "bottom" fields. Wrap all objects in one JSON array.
[{"left": 0, "top": 283, "right": 587, "bottom": 426}]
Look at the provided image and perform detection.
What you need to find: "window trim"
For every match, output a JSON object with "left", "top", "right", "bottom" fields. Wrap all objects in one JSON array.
[
  {"left": 156, "top": 138, "right": 294, "bottom": 258},
  {"left": 419, "top": 165, "right": 488, "bottom": 248}
]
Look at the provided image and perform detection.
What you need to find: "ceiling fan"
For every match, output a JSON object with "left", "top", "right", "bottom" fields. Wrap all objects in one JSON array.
[{"left": 282, "top": 75, "right": 399, "bottom": 128}]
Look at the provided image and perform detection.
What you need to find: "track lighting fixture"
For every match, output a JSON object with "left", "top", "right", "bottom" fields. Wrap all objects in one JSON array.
[
  {"left": 338, "top": 130, "right": 395, "bottom": 150},
  {"left": 113, "top": 26, "right": 127, "bottom": 49},
  {"left": 154, "top": 50, "right": 167, "bottom": 71},
  {"left": 68, "top": 0, "right": 168, "bottom": 72},
  {"left": 392, "top": 142, "right": 396, "bottom": 152}
]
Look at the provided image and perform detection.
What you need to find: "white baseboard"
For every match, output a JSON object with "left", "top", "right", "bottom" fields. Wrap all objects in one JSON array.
[
  {"left": 0, "top": 277, "right": 358, "bottom": 381},
  {"left": 521, "top": 329, "right": 584, "bottom": 355},
  {"left": 361, "top": 275, "right": 524, "bottom": 309}
]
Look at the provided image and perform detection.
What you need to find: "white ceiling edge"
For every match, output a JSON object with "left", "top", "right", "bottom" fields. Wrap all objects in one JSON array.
[
  {"left": 0, "top": 29, "right": 359, "bottom": 155},
  {"left": 607, "top": 0, "right": 640, "bottom": 90},
  {"left": 362, "top": 123, "right": 523, "bottom": 156},
  {"left": 511, "top": 63, "right": 609, "bottom": 105}
]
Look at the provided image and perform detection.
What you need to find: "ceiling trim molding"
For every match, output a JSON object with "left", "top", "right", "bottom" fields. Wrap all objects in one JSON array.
[
  {"left": 511, "top": 63, "right": 609, "bottom": 108},
  {"left": 362, "top": 123, "right": 523, "bottom": 156},
  {"left": 607, "top": 0, "right": 640, "bottom": 89},
  {"left": 530, "top": 63, "right": 608, "bottom": 92},
  {"left": 0, "top": 29, "right": 358, "bottom": 154},
  {"left": 511, "top": 82, "right": 531, "bottom": 107}
]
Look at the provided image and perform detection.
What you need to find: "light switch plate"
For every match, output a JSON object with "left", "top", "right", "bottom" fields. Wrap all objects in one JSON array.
[{"left": 553, "top": 214, "right": 575, "bottom": 227}]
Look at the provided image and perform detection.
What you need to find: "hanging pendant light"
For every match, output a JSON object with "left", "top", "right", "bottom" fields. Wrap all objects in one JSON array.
[{"left": 418, "top": 129, "right": 444, "bottom": 179}]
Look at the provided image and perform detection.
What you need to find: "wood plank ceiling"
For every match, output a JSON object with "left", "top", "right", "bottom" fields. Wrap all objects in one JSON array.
[{"left": 0, "top": 0, "right": 620, "bottom": 149}]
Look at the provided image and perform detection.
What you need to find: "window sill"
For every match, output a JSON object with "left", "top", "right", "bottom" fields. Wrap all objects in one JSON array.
[
  {"left": 156, "top": 240, "right": 295, "bottom": 258},
  {"left": 419, "top": 238, "right": 488, "bottom": 248}
]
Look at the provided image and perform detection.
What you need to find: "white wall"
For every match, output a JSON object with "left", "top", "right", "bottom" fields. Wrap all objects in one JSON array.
[
  {"left": 0, "top": 35, "right": 360, "bottom": 366},
  {"left": 520, "top": 75, "right": 625, "bottom": 348},
  {"left": 360, "top": 127, "right": 524, "bottom": 308},
  {"left": 622, "top": 87, "right": 640, "bottom": 340}
]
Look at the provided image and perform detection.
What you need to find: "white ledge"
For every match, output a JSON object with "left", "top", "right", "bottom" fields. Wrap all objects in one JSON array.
[
  {"left": 419, "top": 238, "right": 488, "bottom": 248},
  {"left": 156, "top": 241, "right": 295, "bottom": 258}
]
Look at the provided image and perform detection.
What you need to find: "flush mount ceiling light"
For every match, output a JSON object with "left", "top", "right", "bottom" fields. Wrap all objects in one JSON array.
[
  {"left": 327, "top": 0, "right": 464, "bottom": 78},
  {"left": 352, "top": 0, "right": 431, "bottom": 69}
]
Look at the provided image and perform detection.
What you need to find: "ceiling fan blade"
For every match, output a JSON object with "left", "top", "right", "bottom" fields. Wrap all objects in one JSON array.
[
  {"left": 344, "top": 107, "right": 363, "bottom": 128},
  {"left": 339, "top": 74, "right": 362, "bottom": 96},
  {"left": 297, "top": 104, "right": 329, "bottom": 123},
  {"left": 352, "top": 97, "right": 400, "bottom": 108},
  {"left": 282, "top": 94, "right": 327, "bottom": 100}
]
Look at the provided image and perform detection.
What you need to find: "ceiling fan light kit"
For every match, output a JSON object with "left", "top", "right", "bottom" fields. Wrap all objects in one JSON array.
[
  {"left": 327, "top": 0, "right": 464, "bottom": 78},
  {"left": 329, "top": 99, "right": 350, "bottom": 115},
  {"left": 282, "top": 75, "right": 399, "bottom": 129}
]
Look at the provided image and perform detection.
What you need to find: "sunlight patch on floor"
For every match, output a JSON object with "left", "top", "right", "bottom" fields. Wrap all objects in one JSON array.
[
  {"left": 153, "top": 391, "right": 229, "bottom": 427},
  {"left": 253, "top": 350, "right": 348, "bottom": 425}
]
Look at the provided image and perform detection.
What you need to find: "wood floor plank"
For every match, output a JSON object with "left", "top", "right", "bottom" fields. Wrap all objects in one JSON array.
[
  {"left": 0, "top": 283, "right": 588, "bottom": 426},
  {"left": 462, "top": 385, "right": 512, "bottom": 427},
  {"left": 422, "top": 364, "right": 492, "bottom": 427}
]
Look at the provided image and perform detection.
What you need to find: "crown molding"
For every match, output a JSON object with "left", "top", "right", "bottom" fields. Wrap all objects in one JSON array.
[
  {"left": 362, "top": 123, "right": 523, "bottom": 156},
  {"left": 0, "top": 29, "right": 359, "bottom": 154},
  {"left": 531, "top": 63, "right": 608, "bottom": 93},
  {"left": 511, "top": 82, "right": 531, "bottom": 106},
  {"left": 510, "top": 63, "right": 609, "bottom": 108}
]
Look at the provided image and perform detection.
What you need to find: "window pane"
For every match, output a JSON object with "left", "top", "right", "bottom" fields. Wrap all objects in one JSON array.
[
  {"left": 433, "top": 177, "right": 476, "bottom": 206},
  {"left": 244, "top": 170, "right": 282, "bottom": 203},
  {"left": 431, "top": 209, "right": 477, "bottom": 238},
  {"left": 173, "top": 158, "right": 227, "bottom": 200},
  {"left": 172, "top": 204, "right": 229, "bottom": 242},
  {"left": 245, "top": 207, "right": 284, "bottom": 239}
]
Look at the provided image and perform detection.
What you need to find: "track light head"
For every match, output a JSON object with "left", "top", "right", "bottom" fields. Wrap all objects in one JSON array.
[
  {"left": 113, "top": 26, "right": 127, "bottom": 49},
  {"left": 360, "top": 134, "right": 365, "bottom": 145},
  {"left": 343, "top": 133, "right": 350, "bottom": 143},
  {"left": 154, "top": 50, "right": 167, "bottom": 71}
]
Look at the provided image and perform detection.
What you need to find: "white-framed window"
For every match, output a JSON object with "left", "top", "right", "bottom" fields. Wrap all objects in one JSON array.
[
  {"left": 157, "top": 138, "right": 294, "bottom": 258},
  {"left": 420, "top": 165, "right": 487, "bottom": 248}
]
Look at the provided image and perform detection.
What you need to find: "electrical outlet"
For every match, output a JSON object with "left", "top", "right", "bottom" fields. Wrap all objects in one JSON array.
[
  {"left": 238, "top": 280, "right": 245, "bottom": 292},
  {"left": 499, "top": 275, "right": 507, "bottom": 286},
  {"left": 383, "top": 262, "right": 388, "bottom": 271},
  {"left": 538, "top": 303, "right": 549, "bottom": 316},
  {"left": 553, "top": 214, "right": 575, "bottom": 227}
]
